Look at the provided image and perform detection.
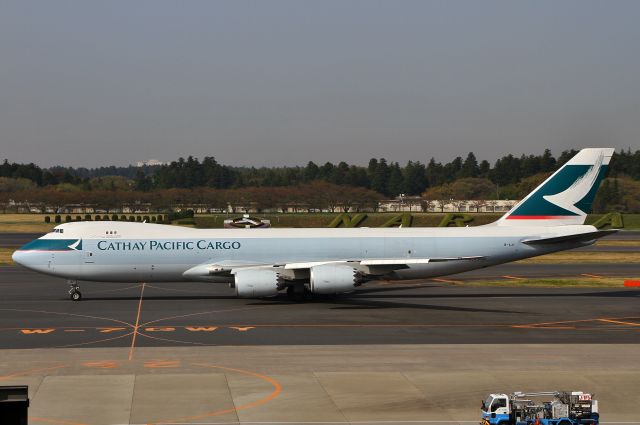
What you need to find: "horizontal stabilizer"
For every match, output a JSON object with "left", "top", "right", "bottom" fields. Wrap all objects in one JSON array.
[{"left": 521, "top": 229, "right": 618, "bottom": 245}]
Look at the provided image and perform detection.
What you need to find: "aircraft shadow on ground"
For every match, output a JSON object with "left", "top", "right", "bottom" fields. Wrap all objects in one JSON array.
[
  {"left": 61, "top": 282, "right": 640, "bottom": 306},
  {"left": 327, "top": 298, "right": 525, "bottom": 314},
  {"left": 79, "top": 293, "right": 527, "bottom": 314},
  {"left": 355, "top": 286, "right": 640, "bottom": 299}
]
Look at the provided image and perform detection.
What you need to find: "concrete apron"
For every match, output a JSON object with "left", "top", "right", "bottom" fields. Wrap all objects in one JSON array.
[{"left": 0, "top": 344, "right": 638, "bottom": 425}]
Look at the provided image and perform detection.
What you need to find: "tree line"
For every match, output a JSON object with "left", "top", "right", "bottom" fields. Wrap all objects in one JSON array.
[
  {"left": 2, "top": 148, "right": 640, "bottom": 212},
  {"left": 0, "top": 182, "right": 383, "bottom": 214},
  {"left": 3, "top": 148, "right": 640, "bottom": 194}
]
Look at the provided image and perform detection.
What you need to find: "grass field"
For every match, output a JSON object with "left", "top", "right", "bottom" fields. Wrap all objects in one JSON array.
[
  {"left": 594, "top": 240, "right": 640, "bottom": 246},
  {"left": 0, "top": 214, "right": 56, "bottom": 232},
  {"left": 0, "top": 248, "right": 14, "bottom": 266},
  {"left": 192, "top": 213, "right": 499, "bottom": 228},
  {"left": 517, "top": 251, "right": 640, "bottom": 264}
]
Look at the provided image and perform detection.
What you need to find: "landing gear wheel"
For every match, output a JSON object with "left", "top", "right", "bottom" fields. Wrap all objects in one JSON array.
[{"left": 68, "top": 280, "right": 81, "bottom": 301}]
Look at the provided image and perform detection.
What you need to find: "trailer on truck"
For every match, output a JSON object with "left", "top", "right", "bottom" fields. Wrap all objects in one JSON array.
[{"left": 481, "top": 391, "right": 599, "bottom": 425}]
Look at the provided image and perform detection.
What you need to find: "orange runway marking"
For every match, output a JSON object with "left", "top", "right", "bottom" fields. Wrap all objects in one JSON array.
[
  {"left": 148, "top": 363, "right": 282, "bottom": 425},
  {"left": 510, "top": 316, "right": 640, "bottom": 331},
  {"left": 21, "top": 328, "right": 55, "bottom": 334},
  {"left": 0, "top": 308, "right": 134, "bottom": 328},
  {"left": 128, "top": 282, "right": 146, "bottom": 361},
  {"left": 144, "top": 359, "right": 181, "bottom": 369},
  {"left": 598, "top": 319, "right": 640, "bottom": 327},
  {"left": 185, "top": 326, "right": 218, "bottom": 332},
  {"left": 89, "top": 283, "right": 143, "bottom": 294},
  {"left": 432, "top": 278, "right": 461, "bottom": 284},
  {"left": 503, "top": 275, "right": 525, "bottom": 280},
  {"left": 513, "top": 325, "right": 577, "bottom": 329},
  {"left": 0, "top": 364, "right": 68, "bottom": 382},
  {"left": 0, "top": 326, "right": 128, "bottom": 332},
  {"left": 180, "top": 323, "right": 504, "bottom": 329},
  {"left": 137, "top": 330, "right": 208, "bottom": 346},
  {"left": 139, "top": 331, "right": 207, "bottom": 346},
  {"left": 97, "top": 327, "right": 127, "bottom": 333},
  {"left": 139, "top": 304, "right": 271, "bottom": 328},
  {"left": 144, "top": 327, "right": 176, "bottom": 332},
  {"left": 581, "top": 273, "right": 603, "bottom": 278},
  {"left": 82, "top": 361, "right": 119, "bottom": 369},
  {"left": 56, "top": 331, "right": 134, "bottom": 349}
]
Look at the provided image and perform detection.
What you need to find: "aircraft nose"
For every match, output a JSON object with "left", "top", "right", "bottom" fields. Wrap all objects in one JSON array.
[
  {"left": 12, "top": 249, "right": 47, "bottom": 273},
  {"left": 11, "top": 250, "right": 28, "bottom": 267}
]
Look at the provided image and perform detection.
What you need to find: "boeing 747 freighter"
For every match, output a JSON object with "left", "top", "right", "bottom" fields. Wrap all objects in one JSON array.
[{"left": 12, "top": 148, "right": 616, "bottom": 300}]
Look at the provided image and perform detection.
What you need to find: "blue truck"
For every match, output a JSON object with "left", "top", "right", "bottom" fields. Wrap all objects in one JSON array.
[{"left": 481, "top": 391, "right": 599, "bottom": 425}]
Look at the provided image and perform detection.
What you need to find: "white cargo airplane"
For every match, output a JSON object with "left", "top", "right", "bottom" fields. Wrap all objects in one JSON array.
[{"left": 13, "top": 148, "right": 616, "bottom": 301}]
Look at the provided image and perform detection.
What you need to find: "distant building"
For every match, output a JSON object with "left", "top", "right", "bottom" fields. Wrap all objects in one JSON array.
[
  {"left": 378, "top": 196, "right": 517, "bottom": 213},
  {"left": 135, "top": 159, "right": 167, "bottom": 167}
]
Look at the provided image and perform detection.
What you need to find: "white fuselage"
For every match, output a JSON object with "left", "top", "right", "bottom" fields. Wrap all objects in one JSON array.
[{"left": 12, "top": 221, "right": 595, "bottom": 283}]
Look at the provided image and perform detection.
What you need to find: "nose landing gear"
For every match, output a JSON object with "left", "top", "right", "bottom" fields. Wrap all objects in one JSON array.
[{"left": 68, "top": 280, "right": 82, "bottom": 301}]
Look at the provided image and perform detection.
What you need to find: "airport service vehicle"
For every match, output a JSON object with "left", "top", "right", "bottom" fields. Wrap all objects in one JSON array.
[
  {"left": 12, "top": 148, "right": 617, "bottom": 301},
  {"left": 481, "top": 391, "right": 599, "bottom": 425}
]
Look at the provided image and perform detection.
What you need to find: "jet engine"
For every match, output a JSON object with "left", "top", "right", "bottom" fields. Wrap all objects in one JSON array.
[
  {"left": 310, "top": 264, "right": 364, "bottom": 294},
  {"left": 234, "top": 268, "right": 283, "bottom": 298}
]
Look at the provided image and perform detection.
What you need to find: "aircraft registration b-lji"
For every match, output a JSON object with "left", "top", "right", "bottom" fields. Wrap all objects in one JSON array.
[{"left": 12, "top": 148, "right": 616, "bottom": 301}]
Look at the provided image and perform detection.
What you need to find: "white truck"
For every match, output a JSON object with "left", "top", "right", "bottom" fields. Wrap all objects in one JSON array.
[{"left": 481, "top": 391, "right": 599, "bottom": 425}]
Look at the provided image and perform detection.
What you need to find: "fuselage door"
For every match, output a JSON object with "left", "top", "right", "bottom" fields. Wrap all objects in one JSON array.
[{"left": 84, "top": 250, "right": 94, "bottom": 264}]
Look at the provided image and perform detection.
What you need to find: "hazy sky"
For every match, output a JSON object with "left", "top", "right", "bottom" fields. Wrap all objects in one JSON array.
[{"left": 1, "top": 1, "right": 639, "bottom": 168}]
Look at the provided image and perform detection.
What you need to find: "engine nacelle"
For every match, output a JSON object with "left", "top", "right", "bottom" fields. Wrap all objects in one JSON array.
[
  {"left": 310, "top": 264, "right": 363, "bottom": 294},
  {"left": 234, "top": 268, "right": 283, "bottom": 298}
]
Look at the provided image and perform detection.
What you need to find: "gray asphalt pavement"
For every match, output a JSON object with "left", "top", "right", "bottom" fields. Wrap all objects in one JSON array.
[
  {"left": 1, "top": 258, "right": 639, "bottom": 424},
  {"left": 0, "top": 232, "right": 45, "bottom": 247},
  {"left": 1, "top": 265, "right": 639, "bottom": 349}
]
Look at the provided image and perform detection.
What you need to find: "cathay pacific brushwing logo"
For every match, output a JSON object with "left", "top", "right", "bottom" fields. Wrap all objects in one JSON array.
[
  {"left": 506, "top": 151, "right": 607, "bottom": 219},
  {"left": 542, "top": 152, "right": 604, "bottom": 216},
  {"left": 68, "top": 239, "right": 83, "bottom": 251}
]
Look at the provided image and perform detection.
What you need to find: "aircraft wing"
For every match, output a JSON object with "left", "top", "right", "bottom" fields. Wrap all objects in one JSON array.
[
  {"left": 182, "top": 260, "right": 271, "bottom": 279},
  {"left": 183, "top": 256, "right": 486, "bottom": 281},
  {"left": 284, "top": 256, "right": 484, "bottom": 268}
]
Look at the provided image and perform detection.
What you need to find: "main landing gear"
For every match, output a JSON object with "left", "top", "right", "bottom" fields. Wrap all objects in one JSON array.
[
  {"left": 286, "top": 283, "right": 312, "bottom": 302},
  {"left": 68, "top": 280, "right": 82, "bottom": 301}
]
